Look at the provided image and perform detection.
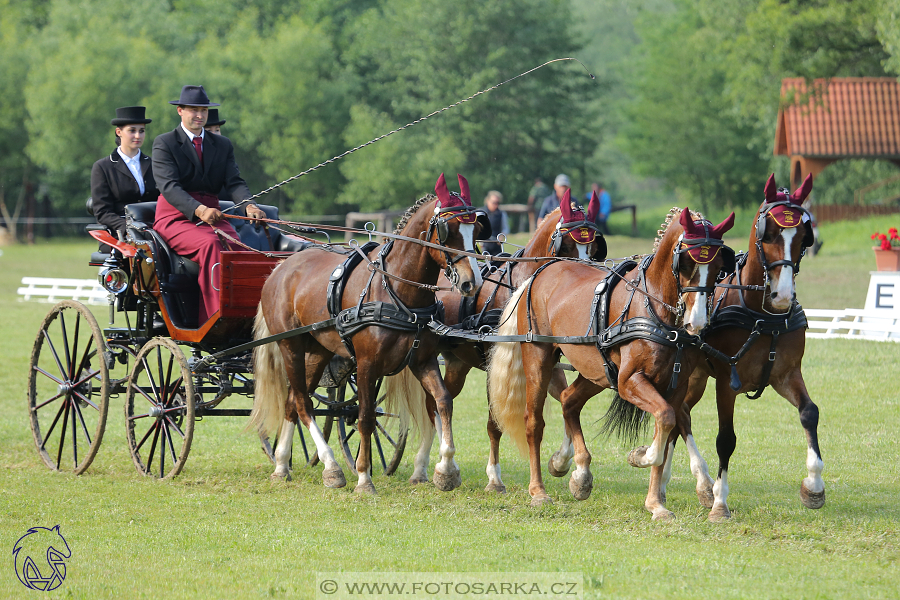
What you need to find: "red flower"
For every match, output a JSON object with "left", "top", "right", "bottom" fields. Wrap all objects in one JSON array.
[{"left": 872, "top": 228, "right": 900, "bottom": 250}]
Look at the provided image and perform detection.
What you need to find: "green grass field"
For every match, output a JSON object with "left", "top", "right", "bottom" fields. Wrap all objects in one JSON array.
[{"left": 1, "top": 216, "right": 898, "bottom": 599}]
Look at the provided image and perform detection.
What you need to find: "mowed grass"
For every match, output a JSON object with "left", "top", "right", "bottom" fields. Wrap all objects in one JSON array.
[{"left": 1, "top": 216, "right": 898, "bottom": 599}]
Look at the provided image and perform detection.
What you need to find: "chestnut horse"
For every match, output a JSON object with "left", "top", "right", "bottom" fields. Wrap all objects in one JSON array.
[
  {"left": 249, "top": 174, "right": 483, "bottom": 493},
  {"left": 391, "top": 190, "right": 606, "bottom": 491},
  {"left": 488, "top": 208, "right": 734, "bottom": 518},
  {"left": 634, "top": 174, "right": 823, "bottom": 521}
]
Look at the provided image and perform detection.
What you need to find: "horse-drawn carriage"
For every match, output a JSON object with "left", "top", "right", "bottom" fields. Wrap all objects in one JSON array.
[
  {"left": 26, "top": 172, "right": 825, "bottom": 521},
  {"left": 27, "top": 199, "right": 408, "bottom": 479}
]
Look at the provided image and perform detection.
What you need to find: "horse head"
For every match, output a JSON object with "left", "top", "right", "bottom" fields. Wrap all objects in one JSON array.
[
  {"left": 674, "top": 208, "right": 736, "bottom": 335},
  {"left": 426, "top": 173, "right": 484, "bottom": 296},
  {"left": 755, "top": 173, "right": 814, "bottom": 312},
  {"left": 543, "top": 189, "right": 607, "bottom": 260}
]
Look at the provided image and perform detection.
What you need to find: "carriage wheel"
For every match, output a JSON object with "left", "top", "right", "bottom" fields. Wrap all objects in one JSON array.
[
  {"left": 124, "top": 338, "right": 195, "bottom": 479},
  {"left": 337, "top": 380, "right": 408, "bottom": 476},
  {"left": 27, "top": 300, "right": 110, "bottom": 474},
  {"left": 259, "top": 391, "right": 334, "bottom": 468}
]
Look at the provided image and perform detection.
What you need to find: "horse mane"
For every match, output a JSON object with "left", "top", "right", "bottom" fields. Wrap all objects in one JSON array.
[
  {"left": 392, "top": 194, "right": 436, "bottom": 236},
  {"left": 652, "top": 207, "right": 706, "bottom": 253}
]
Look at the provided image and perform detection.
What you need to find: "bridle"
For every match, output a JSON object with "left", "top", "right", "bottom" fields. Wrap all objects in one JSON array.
[
  {"left": 548, "top": 216, "right": 603, "bottom": 257},
  {"left": 670, "top": 223, "right": 732, "bottom": 324},
  {"left": 425, "top": 200, "right": 481, "bottom": 289},
  {"left": 753, "top": 192, "right": 813, "bottom": 314}
]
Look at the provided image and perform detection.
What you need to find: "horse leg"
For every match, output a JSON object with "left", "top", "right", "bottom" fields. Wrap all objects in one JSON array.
[
  {"left": 411, "top": 358, "right": 460, "bottom": 491},
  {"left": 559, "top": 375, "right": 603, "bottom": 501},
  {"left": 521, "top": 343, "right": 557, "bottom": 506},
  {"left": 644, "top": 436, "right": 677, "bottom": 521},
  {"left": 773, "top": 371, "right": 825, "bottom": 509},
  {"left": 620, "top": 374, "right": 677, "bottom": 469},
  {"left": 709, "top": 377, "right": 738, "bottom": 522},
  {"left": 548, "top": 367, "right": 575, "bottom": 478},
  {"left": 484, "top": 403, "right": 507, "bottom": 493},
  {"left": 681, "top": 373, "right": 715, "bottom": 508},
  {"left": 352, "top": 365, "right": 379, "bottom": 494},
  {"left": 408, "top": 393, "right": 437, "bottom": 485},
  {"left": 271, "top": 412, "right": 295, "bottom": 481},
  {"left": 296, "top": 348, "right": 346, "bottom": 489}
]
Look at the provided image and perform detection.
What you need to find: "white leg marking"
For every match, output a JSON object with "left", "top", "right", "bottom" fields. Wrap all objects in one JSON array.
[
  {"left": 803, "top": 447, "right": 825, "bottom": 494},
  {"left": 638, "top": 431, "right": 667, "bottom": 467},
  {"left": 685, "top": 434, "right": 714, "bottom": 491},
  {"left": 684, "top": 265, "right": 709, "bottom": 334},
  {"left": 460, "top": 223, "right": 483, "bottom": 289},
  {"left": 550, "top": 432, "right": 575, "bottom": 473},
  {"left": 712, "top": 469, "right": 730, "bottom": 512},
  {"left": 659, "top": 441, "right": 675, "bottom": 498},
  {"left": 485, "top": 462, "right": 504, "bottom": 488},
  {"left": 410, "top": 423, "right": 436, "bottom": 482},
  {"left": 356, "top": 468, "right": 373, "bottom": 488},
  {"left": 273, "top": 419, "right": 294, "bottom": 478},
  {"left": 434, "top": 412, "right": 458, "bottom": 476},
  {"left": 770, "top": 227, "right": 796, "bottom": 311},
  {"left": 306, "top": 418, "right": 340, "bottom": 471}
]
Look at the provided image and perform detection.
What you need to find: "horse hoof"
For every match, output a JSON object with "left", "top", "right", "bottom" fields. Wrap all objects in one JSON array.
[
  {"left": 547, "top": 452, "right": 571, "bottom": 478},
  {"left": 568, "top": 472, "right": 593, "bottom": 501},
  {"left": 323, "top": 467, "right": 346, "bottom": 489},
  {"left": 270, "top": 471, "right": 292, "bottom": 482},
  {"left": 530, "top": 494, "right": 553, "bottom": 507},
  {"left": 800, "top": 484, "right": 825, "bottom": 509},
  {"left": 708, "top": 504, "right": 732, "bottom": 522},
  {"left": 651, "top": 508, "right": 675, "bottom": 522},
  {"left": 433, "top": 469, "right": 461, "bottom": 491},
  {"left": 408, "top": 474, "right": 429, "bottom": 485},
  {"left": 484, "top": 482, "right": 507, "bottom": 494},
  {"left": 354, "top": 481, "right": 377, "bottom": 495},
  {"left": 697, "top": 484, "right": 715, "bottom": 509},
  {"left": 627, "top": 446, "right": 650, "bottom": 468}
]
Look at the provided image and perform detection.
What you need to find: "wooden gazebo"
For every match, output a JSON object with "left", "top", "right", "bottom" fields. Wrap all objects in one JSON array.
[{"left": 774, "top": 77, "right": 900, "bottom": 191}]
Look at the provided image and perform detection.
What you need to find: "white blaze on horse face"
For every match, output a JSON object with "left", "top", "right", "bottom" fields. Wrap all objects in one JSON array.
[
  {"left": 684, "top": 265, "right": 709, "bottom": 335},
  {"left": 576, "top": 242, "right": 590, "bottom": 260},
  {"left": 770, "top": 227, "right": 797, "bottom": 310},
  {"left": 459, "top": 223, "right": 483, "bottom": 291},
  {"left": 804, "top": 447, "right": 825, "bottom": 494}
]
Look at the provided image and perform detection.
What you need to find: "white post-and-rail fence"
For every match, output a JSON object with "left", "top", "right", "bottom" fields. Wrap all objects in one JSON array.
[{"left": 17, "top": 277, "right": 107, "bottom": 305}]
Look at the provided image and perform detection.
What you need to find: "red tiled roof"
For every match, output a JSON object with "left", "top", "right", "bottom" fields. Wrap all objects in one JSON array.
[{"left": 774, "top": 77, "right": 900, "bottom": 158}]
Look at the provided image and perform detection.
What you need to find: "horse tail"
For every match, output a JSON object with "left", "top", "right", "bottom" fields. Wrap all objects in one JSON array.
[
  {"left": 599, "top": 392, "right": 650, "bottom": 446},
  {"left": 383, "top": 367, "right": 430, "bottom": 441},
  {"left": 246, "top": 303, "right": 288, "bottom": 436},
  {"left": 487, "top": 278, "right": 530, "bottom": 457}
]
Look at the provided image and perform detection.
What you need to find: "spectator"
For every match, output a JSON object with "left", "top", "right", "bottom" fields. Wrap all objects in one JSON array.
[
  {"left": 480, "top": 190, "right": 509, "bottom": 255},
  {"left": 204, "top": 108, "right": 225, "bottom": 135},
  {"left": 537, "top": 174, "right": 572, "bottom": 226},
  {"left": 586, "top": 181, "right": 612, "bottom": 235},
  {"left": 527, "top": 177, "right": 551, "bottom": 231}
]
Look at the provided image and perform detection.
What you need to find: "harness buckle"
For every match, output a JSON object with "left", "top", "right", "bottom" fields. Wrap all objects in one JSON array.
[
  {"left": 412, "top": 339, "right": 420, "bottom": 349},
  {"left": 768, "top": 350, "right": 776, "bottom": 362},
  {"left": 525, "top": 331, "right": 533, "bottom": 343},
  {"left": 667, "top": 330, "right": 679, "bottom": 342},
  {"left": 673, "top": 362, "right": 681, "bottom": 373}
]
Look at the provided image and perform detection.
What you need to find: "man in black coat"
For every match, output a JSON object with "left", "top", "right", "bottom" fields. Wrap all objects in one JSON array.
[
  {"left": 90, "top": 106, "right": 158, "bottom": 237},
  {"left": 152, "top": 85, "right": 265, "bottom": 324}
]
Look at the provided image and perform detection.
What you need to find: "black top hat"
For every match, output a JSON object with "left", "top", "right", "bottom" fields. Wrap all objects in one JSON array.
[
  {"left": 205, "top": 109, "right": 226, "bottom": 127},
  {"left": 168, "top": 85, "right": 220, "bottom": 107},
  {"left": 111, "top": 106, "right": 152, "bottom": 126}
]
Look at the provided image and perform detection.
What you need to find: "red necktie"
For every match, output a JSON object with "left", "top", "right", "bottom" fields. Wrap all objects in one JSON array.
[{"left": 192, "top": 137, "right": 203, "bottom": 165}]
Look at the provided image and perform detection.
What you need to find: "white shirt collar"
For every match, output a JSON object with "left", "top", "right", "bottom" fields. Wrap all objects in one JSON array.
[
  {"left": 116, "top": 147, "right": 141, "bottom": 164},
  {"left": 180, "top": 122, "right": 205, "bottom": 142}
]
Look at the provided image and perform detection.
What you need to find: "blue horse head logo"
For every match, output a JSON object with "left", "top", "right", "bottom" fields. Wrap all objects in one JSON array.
[{"left": 12, "top": 525, "right": 71, "bottom": 591}]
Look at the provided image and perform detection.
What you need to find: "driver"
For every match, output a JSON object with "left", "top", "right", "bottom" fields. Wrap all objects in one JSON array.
[{"left": 152, "top": 85, "right": 267, "bottom": 324}]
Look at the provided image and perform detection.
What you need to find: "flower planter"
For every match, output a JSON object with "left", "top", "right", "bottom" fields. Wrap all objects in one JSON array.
[{"left": 873, "top": 247, "right": 900, "bottom": 271}]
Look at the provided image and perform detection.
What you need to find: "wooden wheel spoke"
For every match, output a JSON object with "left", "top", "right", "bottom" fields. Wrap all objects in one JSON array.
[
  {"left": 139, "top": 355, "right": 162, "bottom": 406},
  {"left": 146, "top": 422, "right": 161, "bottom": 473},
  {"left": 72, "top": 399, "right": 93, "bottom": 447},
  {"left": 70, "top": 397, "right": 79, "bottom": 467},
  {"left": 70, "top": 390, "right": 99, "bottom": 412},
  {"left": 33, "top": 389, "right": 66, "bottom": 411},
  {"left": 40, "top": 399, "right": 68, "bottom": 451},
  {"left": 33, "top": 365, "right": 65, "bottom": 387},
  {"left": 73, "top": 337, "right": 97, "bottom": 389},
  {"left": 164, "top": 421, "right": 179, "bottom": 467},
  {"left": 55, "top": 400, "right": 71, "bottom": 470},
  {"left": 373, "top": 431, "right": 387, "bottom": 470},
  {"left": 164, "top": 415, "right": 186, "bottom": 439},
  {"left": 41, "top": 330, "right": 69, "bottom": 381},
  {"left": 59, "top": 312, "right": 72, "bottom": 380},
  {"left": 134, "top": 420, "right": 157, "bottom": 452},
  {"left": 130, "top": 381, "right": 160, "bottom": 406},
  {"left": 70, "top": 312, "right": 81, "bottom": 381}
]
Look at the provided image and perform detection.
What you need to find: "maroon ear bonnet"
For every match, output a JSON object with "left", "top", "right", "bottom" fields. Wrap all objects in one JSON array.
[
  {"left": 558, "top": 188, "right": 574, "bottom": 222},
  {"left": 558, "top": 188, "right": 598, "bottom": 244},
  {"left": 679, "top": 207, "right": 735, "bottom": 264},
  {"left": 434, "top": 173, "right": 473, "bottom": 209},
  {"left": 586, "top": 190, "right": 600, "bottom": 223},
  {"left": 764, "top": 173, "right": 813, "bottom": 229}
]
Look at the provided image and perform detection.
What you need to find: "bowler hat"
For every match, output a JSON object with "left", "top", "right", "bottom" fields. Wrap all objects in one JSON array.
[
  {"left": 111, "top": 106, "right": 152, "bottom": 126},
  {"left": 205, "top": 109, "right": 226, "bottom": 127},
  {"left": 168, "top": 85, "right": 220, "bottom": 107}
]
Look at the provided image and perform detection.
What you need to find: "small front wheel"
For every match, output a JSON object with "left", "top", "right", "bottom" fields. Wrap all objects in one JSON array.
[{"left": 125, "top": 338, "right": 195, "bottom": 479}]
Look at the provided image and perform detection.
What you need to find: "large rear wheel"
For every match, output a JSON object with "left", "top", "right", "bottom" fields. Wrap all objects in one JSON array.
[
  {"left": 124, "top": 338, "right": 195, "bottom": 479},
  {"left": 336, "top": 379, "right": 408, "bottom": 476},
  {"left": 27, "top": 301, "right": 110, "bottom": 474}
]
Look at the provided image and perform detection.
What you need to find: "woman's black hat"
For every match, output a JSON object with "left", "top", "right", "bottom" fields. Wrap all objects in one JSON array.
[
  {"left": 206, "top": 109, "right": 226, "bottom": 127},
  {"left": 168, "top": 85, "right": 220, "bottom": 107},
  {"left": 111, "top": 106, "right": 152, "bottom": 126}
]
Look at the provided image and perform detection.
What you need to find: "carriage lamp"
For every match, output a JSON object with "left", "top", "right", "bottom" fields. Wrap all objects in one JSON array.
[{"left": 98, "top": 259, "right": 129, "bottom": 295}]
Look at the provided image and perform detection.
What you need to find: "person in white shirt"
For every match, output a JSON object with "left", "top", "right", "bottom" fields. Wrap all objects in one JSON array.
[{"left": 90, "top": 106, "right": 158, "bottom": 238}]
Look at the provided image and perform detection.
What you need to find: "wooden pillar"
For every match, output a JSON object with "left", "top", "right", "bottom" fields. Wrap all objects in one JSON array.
[{"left": 791, "top": 156, "right": 836, "bottom": 191}]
